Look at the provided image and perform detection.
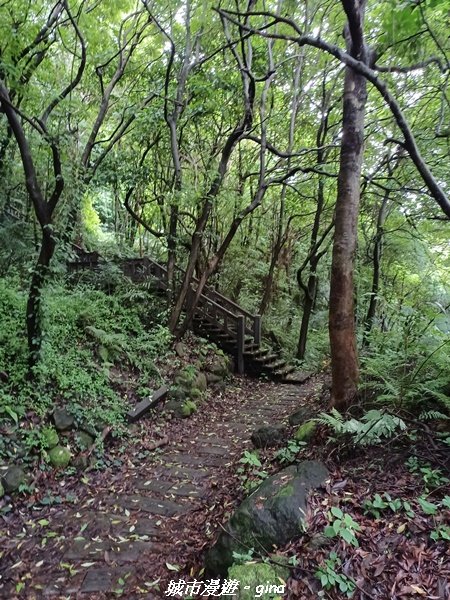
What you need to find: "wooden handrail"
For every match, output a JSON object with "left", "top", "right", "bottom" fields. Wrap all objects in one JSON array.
[
  {"left": 197, "top": 293, "right": 240, "bottom": 323},
  {"left": 67, "top": 253, "right": 262, "bottom": 360}
]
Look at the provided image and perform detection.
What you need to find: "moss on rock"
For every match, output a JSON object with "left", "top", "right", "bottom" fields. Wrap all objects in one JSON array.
[
  {"left": 205, "top": 461, "right": 328, "bottom": 576},
  {"left": 227, "top": 562, "right": 289, "bottom": 599},
  {"left": 194, "top": 372, "right": 207, "bottom": 392},
  {"left": 48, "top": 446, "right": 71, "bottom": 468},
  {"left": 294, "top": 421, "right": 317, "bottom": 442}
]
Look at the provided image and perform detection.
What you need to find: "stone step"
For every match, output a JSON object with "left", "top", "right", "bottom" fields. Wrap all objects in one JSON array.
[
  {"left": 163, "top": 453, "right": 227, "bottom": 468},
  {"left": 116, "top": 495, "right": 194, "bottom": 516},
  {"left": 63, "top": 538, "right": 154, "bottom": 563}
]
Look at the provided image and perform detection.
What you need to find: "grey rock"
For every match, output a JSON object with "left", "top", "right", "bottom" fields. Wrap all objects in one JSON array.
[
  {"left": 194, "top": 372, "right": 207, "bottom": 392},
  {"left": 53, "top": 408, "right": 74, "bottom": 431},
  {"left": 205, "top": 372, "right": 222, "bottom": 385},
  {"left": 2, "top": 465, "right": 26, "bottom": 493},
  {"left": 73, "top": 455, "right": 89, "bottom": 470},
  {"left": 288, "top": 407, "right": 315, "bottom": 426},
  {"left": 168, "top": 387, "right": 187, "bottom": 402},
  {"left": 307, "top": 533, "right": 329, "bottom": 550},
  {"left": 79, "top": 421, "right": 97, "bottom": 437},
  {"left": 295, "top": 421, "right": 317, "bottom": 442},
  {"left": 205, "top": 460, "right": 328, "bottom": 576},
  {"left": 175, "top": 342, "right": 188, "bottom": 358},
  {"left": 76, "top": 431, "right": 94, "bottom": 450},
  {"left": 251, "top": 425, "right": 285, "bottom": 448},
  {"left": 208, "top": 355, "right": 230, "bottom": 378},
  {"left": 164, "top": 399, "right": 187, "bottom": 419}
]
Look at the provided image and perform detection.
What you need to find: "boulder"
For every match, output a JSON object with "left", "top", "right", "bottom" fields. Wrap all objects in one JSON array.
[
  {"left": 205, "top": 460, "right": 328, "bottom": 576},
  {"left": 194, "top": 372, "right": 207, "bottom": 392},
  {"left": 295, "top": 421, "right": 317, "bottom": 442},
  {"left": 164, "top": 399, "right": 184, "bottom": 419},
  {"left": 53, "top": 408, "right": 74, "bottom": 431},
  {"left": 205, "top": 372, "right": 222, "bottom": 385},
  {"left": 76, "top": 431, "right": 94, "bottom": 450},
  {"left": 251, "top": 425, "right": 286, "bottom": 448},
  {"left": 174, "top": 370, "right": 197, "bottom": 394},
  {"left": 208, "top": 355, "right": 231, "bottom": 378},
  {"left": 79, "top": 421, "right": 97, "bottom": 438},
  {"left": 48, "top": 446, "right": 71, "bottom": 468},
  {"left": 174, "top": 342, "right": 188, "bottom": 358},
  {"left": 165, "top": 398, "right": 196, "bottom": 419},
  {"left": 2, "top": 465, "right": 26, "bottom": 493},
  {"left": 227, "top": 562, "right": 289, "bottom": 599},
  {"left": 190, "top": 388, "right": 203, "bottom": 400},
  {"left": 168, "top": 387, "right": 187, "bottom": 403},
  {"left": 213, "top": 380, "right": 227, "bottom": 392},
  {"left": 288, "top": 407, "right": 315, "bottom": 426},
  {"left": 73, "top": 455, "right": 89, "bottom": 470}
]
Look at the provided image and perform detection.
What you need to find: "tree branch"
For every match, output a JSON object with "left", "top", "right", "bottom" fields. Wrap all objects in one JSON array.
[{"left": 216, "top": 7, "right": 450, "bottom": 219}]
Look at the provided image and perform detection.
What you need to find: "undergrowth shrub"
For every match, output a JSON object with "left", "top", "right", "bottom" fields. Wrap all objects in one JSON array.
[
  {"left": 0, "top": 276, "right": 172, "bottom": 430},
  {"left": 360, "top": 308, "right": 450, "bottom": 414}
]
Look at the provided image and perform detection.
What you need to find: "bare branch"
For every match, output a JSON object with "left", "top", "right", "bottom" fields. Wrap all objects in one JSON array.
[{"left": 41, "top": 1, "right": 87, "bottom": 125}]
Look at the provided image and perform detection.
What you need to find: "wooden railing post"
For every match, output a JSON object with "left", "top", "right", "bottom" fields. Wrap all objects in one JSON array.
[
  {"left": 236, "top": 315, "right": 245, "bottom": 374},
  {"left": 253, "top": 315, "right": 261, "bottom": 347}
]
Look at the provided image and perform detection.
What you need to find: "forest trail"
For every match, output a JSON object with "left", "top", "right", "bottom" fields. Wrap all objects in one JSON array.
[{"left": 1, "top": 377, "right": 320, "bottom": 599}]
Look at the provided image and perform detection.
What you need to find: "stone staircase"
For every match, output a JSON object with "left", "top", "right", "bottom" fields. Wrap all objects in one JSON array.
[{"left": 69, "top": 251, "right": 299, "bottom": 382}]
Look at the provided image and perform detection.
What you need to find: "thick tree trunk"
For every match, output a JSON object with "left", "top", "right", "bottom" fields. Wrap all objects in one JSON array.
[{"left": 329, "top": 3, "right": 367, "bottom": 409}]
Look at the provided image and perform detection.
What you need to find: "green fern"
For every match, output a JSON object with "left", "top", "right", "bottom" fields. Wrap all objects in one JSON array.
[
  {"left": 316, "top": 408, "right": 346, "bottom": 432},
  {"left": 316, "top": 409, "right": 406, "bottom": 446},
  {"left": 419, "top": 410, "right": 449, "bottom": 421},
  {"left": 85, "top": 326, "right": 127, "bottom": 363}
]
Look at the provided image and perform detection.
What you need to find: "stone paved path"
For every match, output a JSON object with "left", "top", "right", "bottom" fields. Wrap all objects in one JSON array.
[{"left": 0, "top": 378, "right": 319, "bottom": 599}]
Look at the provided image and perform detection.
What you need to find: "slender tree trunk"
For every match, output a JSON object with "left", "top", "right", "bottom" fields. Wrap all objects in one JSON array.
[
  {"left": 329, "top": 0, "right": 367, "bottom": 409},
  {"left": 177, "top": 187, "right": 266, "bottom": 337},
  {"left": 259, "top": 239, "right": 281, "bottom": 315},
  {"left": 297, "top": 261, "right": 318, "bottom": 359},
  {"left": 297, "top": 174, "right": 325, "bottom": 360},
  {"left": 364, "top": 192, "right": 389, "bottom": 338},
  {"left": 27, "top": 227, "right": 56, "bottom": 369}
]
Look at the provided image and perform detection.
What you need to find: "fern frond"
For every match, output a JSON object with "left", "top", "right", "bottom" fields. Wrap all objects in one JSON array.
[
  {"left": 419, "top": 410, "right": 449, "bottom": 421},
  {"left": 316, "top": 409, "right": 345, "bottom": 433}
]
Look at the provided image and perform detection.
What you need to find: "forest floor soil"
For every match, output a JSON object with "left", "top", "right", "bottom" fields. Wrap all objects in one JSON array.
[{"left": 1, "top": 374, "right": 449, "bottom": 600}]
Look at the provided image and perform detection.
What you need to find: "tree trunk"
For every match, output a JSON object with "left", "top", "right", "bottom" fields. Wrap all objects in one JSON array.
[
  {"left": 27, "top": 227, "right": 56, "bottom": 369},
  {"left": 259, "top": 240, "right": 281, "bottom": 315},
  {"left": 297, "top": 268, "right": 318, "bottom": 360},
  {"left": 364, "top": 192, "right": 389, "bottom": 339},
  {"left": 297, "top": 175, "right": 326, "bottom": 360},
  {"left": 329, "top": 1, "right": 367, "bottom": 409}
]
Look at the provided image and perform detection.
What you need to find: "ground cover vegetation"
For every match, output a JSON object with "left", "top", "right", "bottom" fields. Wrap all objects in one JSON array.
[{"left": 0, "top": 0, "right": 450, "bottom": 597}]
